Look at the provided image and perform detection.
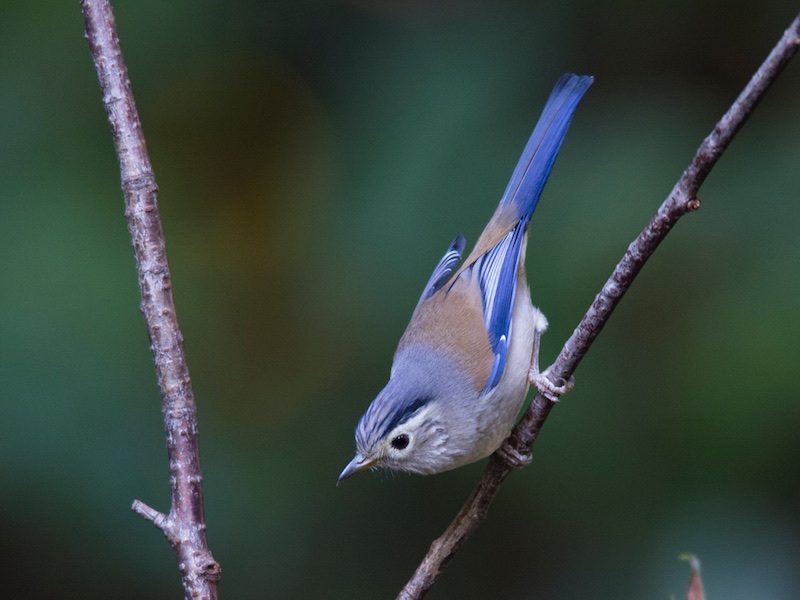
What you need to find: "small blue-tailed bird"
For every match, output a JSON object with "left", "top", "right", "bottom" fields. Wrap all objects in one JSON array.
[{"left": 339, "top": 74, "right": 592, "bottom": 482}]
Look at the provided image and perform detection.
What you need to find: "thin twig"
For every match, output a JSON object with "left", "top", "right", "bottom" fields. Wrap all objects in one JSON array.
[
  {"left": 81, "top": 1, "right": 220, "bottom": 598},
  {"left": 398, "top": 12, "right": 800, "bottom": 600}
]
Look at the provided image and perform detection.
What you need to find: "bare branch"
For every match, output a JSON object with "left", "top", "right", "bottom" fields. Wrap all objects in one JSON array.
[
  {"left": 398, "top": 12, "right": 800, "bottom": 600},
  {"left": 131, "top": 500, "right": 170, "bottom": 532},
  {"left": 81, "top": 1, "right": 220, "bottom": 598}
]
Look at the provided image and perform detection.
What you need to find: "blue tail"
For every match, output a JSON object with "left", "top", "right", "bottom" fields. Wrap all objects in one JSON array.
[
  {"left": 478, "top": 74, "right": 592, "bottom": 391},
  {"left": 498, "top": 74, "right": 593, "bottom": 220}
]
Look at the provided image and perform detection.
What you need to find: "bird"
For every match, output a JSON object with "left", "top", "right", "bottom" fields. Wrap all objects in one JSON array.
[{"left": 338, "top": 74, "right": 592, "bottom": 483}]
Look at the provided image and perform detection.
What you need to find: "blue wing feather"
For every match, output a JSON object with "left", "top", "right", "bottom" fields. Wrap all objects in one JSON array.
[
  {"left": 417, "top": 234, "right": 466, "bottom": 308},
  {"left": 477, "top": 218, "right": 528, "bottom": 390}
]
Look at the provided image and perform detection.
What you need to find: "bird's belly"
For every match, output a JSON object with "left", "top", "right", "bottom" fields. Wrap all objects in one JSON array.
[{"left": 459, "top": 291, "right": 538, "bottom": 467}]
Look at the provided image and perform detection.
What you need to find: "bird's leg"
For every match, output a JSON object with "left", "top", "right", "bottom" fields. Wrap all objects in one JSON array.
[
  {"left": 497, "top": 307, "right": 578, "bottom": 470},
  {"left": 528, "top": 308, "right": 574, "bottom": 402}
]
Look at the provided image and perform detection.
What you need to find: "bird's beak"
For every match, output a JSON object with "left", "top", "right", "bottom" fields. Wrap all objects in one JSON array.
[{"left": 337, "top": 453, "right": 376, "bottom": 485}]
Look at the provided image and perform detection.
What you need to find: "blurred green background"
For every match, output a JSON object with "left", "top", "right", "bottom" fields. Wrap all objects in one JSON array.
[{"left": 1, "top": 1, "right": 799, "bottom": 598}]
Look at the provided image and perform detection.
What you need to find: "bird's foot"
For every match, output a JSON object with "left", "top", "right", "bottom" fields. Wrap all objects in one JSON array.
[
  {"left": 529, "top": 367, "right": 575, "bottom": 403},
  {"left": 526, "top": 308, "right": 573, "bottom": 402},
  {"left": 496, "top": 441, "right": 532, "bottom": 469}
]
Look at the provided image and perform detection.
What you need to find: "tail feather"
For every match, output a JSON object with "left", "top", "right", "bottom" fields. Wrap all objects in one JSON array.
[
  {"left": 498, "top": 74, "right": 593, "bottom": 220},
  {"left": 455, "top": 73, "right": 593, "bottom": 392}
]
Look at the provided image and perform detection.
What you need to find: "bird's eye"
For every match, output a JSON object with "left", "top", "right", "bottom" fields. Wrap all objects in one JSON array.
[{"left": 391, "top": 434, "right": 410, "bottom": 450}]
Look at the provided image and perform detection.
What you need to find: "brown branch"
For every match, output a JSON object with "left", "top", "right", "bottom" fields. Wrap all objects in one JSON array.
[
  {"left": 398, "top": 12, "right": 800, "bottom": 600},
  {"left": 81, "top": 1, "right": 220, "bottom": 598}
]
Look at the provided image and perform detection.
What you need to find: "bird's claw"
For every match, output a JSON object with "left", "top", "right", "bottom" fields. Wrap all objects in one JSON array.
[
  {"left": 529, "top": 367, "right": 574, "bottom": 402},
  {"left": 496, "top": 441, "right": 532, "bottom": 469},
  {"left": 527, "top": 312, "right": 574, "bottom": 401}
]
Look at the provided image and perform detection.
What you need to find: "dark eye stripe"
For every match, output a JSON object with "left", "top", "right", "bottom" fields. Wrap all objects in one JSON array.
[{"left": 379, "top": 396, "right": 429, "bottom": 439}]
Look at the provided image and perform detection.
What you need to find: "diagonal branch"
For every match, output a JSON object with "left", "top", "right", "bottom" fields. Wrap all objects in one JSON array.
[
  {"left": 398, "top": 12, "right": 800, "bottom": 600},
  {"left": 81, "top": 1, "right": 220, "bottom": 598}
]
